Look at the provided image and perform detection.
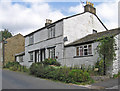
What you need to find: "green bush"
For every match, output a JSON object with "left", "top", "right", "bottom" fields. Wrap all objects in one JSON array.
[
  {"left": 29, "top": 63, "right": 92, "bottom": 84},
  {"left": 4, "top": 61, "right": 29, "bottom": 72},
  {"left": 42, "top": 58, "right": 61, "bottom": 66},
  {"left": 95, "top": 59, "right": 104, "bottom": 75},
  {"left": 113, "top": 71, "right": 120, "bottom": 78},
  {"left": 69, "top": 69, "right": 90, "bottom": 83},
  {"left": 5, "top": 62, "right": 19, "bottom": 68}
]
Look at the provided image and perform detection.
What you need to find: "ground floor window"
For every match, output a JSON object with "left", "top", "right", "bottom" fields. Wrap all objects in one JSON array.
[
  {"left": 76, "top": 44, "right": 92, "bottom": 56},
  {"left": 48, "top": 48, "right": 55, "bottom": 59},
  {"left": 19, "top": 56, "right": 23, "bottom": 62},
  {"left": 29, "top": 52, "right": 33, "bottom": 61}
]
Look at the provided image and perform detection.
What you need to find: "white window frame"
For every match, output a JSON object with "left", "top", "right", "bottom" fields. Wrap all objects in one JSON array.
[
  {"left": 29, "top": 35, "right": 34, "bottom": 45},
  {"left": 19, "top": 56, "right": 23, "bottom": 62},
  {"left": 76, "top": 44, "right": 93, "bottom": 56},
  {"left": 29, "top": 52, "right": 33, "bottom": 61},
  {"left": 48, "top": 48, "right": 55, "bottom": 59},
  {"left": 48, "top": 26, "right": 55, "bottom": 39}
]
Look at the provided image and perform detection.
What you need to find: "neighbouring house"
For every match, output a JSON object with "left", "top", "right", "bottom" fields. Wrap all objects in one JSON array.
[
  {"left": 65, "top": 28, "right": 120, "bottom": 75},
  {"left": 22, "top": 2, "right": 108, "bottom": 68},
  {"left": 15, "top": 52, "right": 25, "bottom": 65},
  {"left": 0, "top": 31, "right": 3, "bottom": 65},
  {"left": 3, "top": 34, "right": 25, "bottom": 65}
]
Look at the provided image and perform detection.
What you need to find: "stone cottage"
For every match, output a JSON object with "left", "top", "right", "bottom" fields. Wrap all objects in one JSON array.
[
  {"left": 21, "top": 2, "right": 108, "bottom": 68},
  {"left": 65, "top": 28, "right": 120, "bottom": 75},
  {"left": 3, "top": 34, "right": 25, "bottom": 65}
]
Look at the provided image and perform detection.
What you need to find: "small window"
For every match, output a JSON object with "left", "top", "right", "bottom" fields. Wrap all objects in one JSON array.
[
  {"left": 80, "top": 46, "right": 83, "bottom": 56},
  {"left": 29, "top": 52, "right": 33, "bottom": 61},
  {"left": 29, "top": 35, "right": 34, "bottom": 45},
  {"left": 19, "top": 56, "right": 23, "bottom": 62},
  {"left": 93, "top": 30, "right": 97, "bottom": 34},
  {"left": 48, "top": 26, "right": 55, "bottom": 39},
  {"left": 76, "top": 47, "right": 79, "bottom": 56},
  {"left": 76, "top": 44, "right": 92, "bottom": 57},
  {"left": 84, "top": 45, "right": 88, "bottom": 56},
  {"left": 88, "top": 45, "right": 92, "bottom": 55}
]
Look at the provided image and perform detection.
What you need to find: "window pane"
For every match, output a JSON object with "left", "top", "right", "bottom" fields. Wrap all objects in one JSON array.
[
  {"left": 30, "top": 52, "right": 33, "bottom": 61},
  {"left": 48, "top": 48, "right": 55, "bottom": 59},
  {"left": 80, "top": 46, "right": 83, "bottom": 56},
  {"left": 76, "top": 47, "right": 79, "bottom": 56},
  {"left": 29, "top": 35, "right": 34, "bottom": 45},
  {"left": 84, "top": 49, "right": 88, "bottom": 55},
  {"left": 84, "top": 45, "right": 87, "bottom": 48},
  {"left": 88, "top": 45, "right": 92, "bottom": 55}
]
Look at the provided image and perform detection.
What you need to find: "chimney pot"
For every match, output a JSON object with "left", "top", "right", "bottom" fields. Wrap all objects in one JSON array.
[
  {"left": 84, "top": 2, "right": 96, "bottom": 14},
  {"left": 45, "top": 19, "right": 52, "bottom": 26}
]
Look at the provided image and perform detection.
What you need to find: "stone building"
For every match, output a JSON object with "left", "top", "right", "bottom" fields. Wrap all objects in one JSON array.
[
  {"left": 0, "top": 32, "right": 3, "bottom": 66},
  {"left": 22, "top": 2, "right": 107, "bottom": 67},
  {"left": 65, "top": 28, "right": 120, "bottom": 75},
  {"left": 4, "top": 34, "right": 25, "bottom": 65}
]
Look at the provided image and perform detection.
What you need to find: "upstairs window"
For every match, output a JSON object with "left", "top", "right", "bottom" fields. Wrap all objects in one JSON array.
[
  {"left": 76, "top": 44, "right": 92, "bottom": 56},
  {"left": 29, "top": 35, "right": 34, "bottom": 45},
  {"left": 48, "top": 26, "right": 55, "bottom": 39}
]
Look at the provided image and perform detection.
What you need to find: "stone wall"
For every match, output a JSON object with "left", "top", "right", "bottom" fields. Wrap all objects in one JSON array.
[{"left": 4, "top": 34, "right": 25, "bottom": 65}]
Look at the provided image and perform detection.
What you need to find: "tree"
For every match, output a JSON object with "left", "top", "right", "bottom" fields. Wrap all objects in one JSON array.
[
  {"left": 2, "top": 29, "right": 12, "bottom": 39},
  {"left": 96, "top": 36, "right": 116, "bottom": 75}
]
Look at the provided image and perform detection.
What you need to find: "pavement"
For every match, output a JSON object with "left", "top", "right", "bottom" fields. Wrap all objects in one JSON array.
[{"left": 90, "top": 77, "right": 119, "bottom": 89}]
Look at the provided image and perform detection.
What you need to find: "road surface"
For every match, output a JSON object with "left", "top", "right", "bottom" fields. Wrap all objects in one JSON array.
[{"left": 2, "top": 69, "right": 87, "bottom": 89}]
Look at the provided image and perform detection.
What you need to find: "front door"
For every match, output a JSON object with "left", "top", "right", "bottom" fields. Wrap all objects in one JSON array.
[
  {"left": 35, "top": 50, "right": 39, "bottom": 63},
  {"left": 40, "top": 49, "right": 45, "bottom": 62}
]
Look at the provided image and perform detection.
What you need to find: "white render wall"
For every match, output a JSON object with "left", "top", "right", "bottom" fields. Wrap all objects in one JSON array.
[
  {"left": 112, "top": 35, "right": 119, "bottom": 75},
  {"left": 24, "top": 21, "right": 64, "bottom": 67},
  {"left": 0, "top": 42, "right": 3, "bottom": 63},
  {"left": 118, "top": 34, "right": 120, "bottom": 71},
  {"left": 63, "top": 12, "right": 107, "bottom": 45},
  {"left": 63, "top": 42, "right": 99, "bottom": 67}
]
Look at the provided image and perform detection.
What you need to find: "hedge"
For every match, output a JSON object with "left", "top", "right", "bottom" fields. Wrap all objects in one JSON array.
[{"left": 29, "top": 63, "right": 92, "bottom": 84}]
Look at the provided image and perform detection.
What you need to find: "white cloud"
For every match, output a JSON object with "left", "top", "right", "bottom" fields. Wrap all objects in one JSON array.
[
  {"left": 96, "top": 1, "right": 118, "bottom": 29},
  {"left": 0, "top": 1, "right": 65, "bottom": 36},
  {"left": 69, "top": 4, "right": 84, "bottom": 14},
  {"left": 69, "top": 1, "right": 118, "bottom": 30}
]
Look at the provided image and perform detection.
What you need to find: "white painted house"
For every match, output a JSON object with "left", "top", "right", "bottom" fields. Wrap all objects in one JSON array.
[
  {"left": 19, "top": 3, "right": 108, "bottom": 68},
  {"left": 65, "top": 28, "right": 120, "bottom": 75}
]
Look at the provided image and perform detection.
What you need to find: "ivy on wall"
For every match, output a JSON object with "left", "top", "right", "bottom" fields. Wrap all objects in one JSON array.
[{"left": 96, "top": 36, "right": 116, "bottom": 75}]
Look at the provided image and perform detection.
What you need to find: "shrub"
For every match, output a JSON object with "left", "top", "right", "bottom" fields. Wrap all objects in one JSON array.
[
  {"left": 113, "top": 71, "right": 120, "bottom": 78},
  {"left": 5, "top": 61, "right": 19, "bottom": 68},
  {"left": 4, "top": 61, "right": 29, "bottom": 72},
  {"left": 68, "top": 69, "right": 90, "bottom": 83},
  {"left": 95, "top": 59, "right": 104, "bottom": 75},
  {"left": 29, "top": 63, "right": 92, "bottom": 84},
  {"left": 42, "top": 58, "right": 61, "bottom": 66}
]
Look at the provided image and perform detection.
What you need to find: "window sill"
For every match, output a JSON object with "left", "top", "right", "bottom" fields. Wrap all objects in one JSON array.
[
  {"left": 28, "top": 61, "right": 33, "bottom": 62},
  {"left": 74, "top": 55, "right": 93, "bottom": 58},
  {"left": 47, "top": 37, "right": 55, "bottom": 40}
]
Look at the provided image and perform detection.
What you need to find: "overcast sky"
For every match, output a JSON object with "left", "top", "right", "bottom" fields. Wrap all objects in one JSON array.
[{"left": 0, "top": 0, "right": 119, "bottom": 36}]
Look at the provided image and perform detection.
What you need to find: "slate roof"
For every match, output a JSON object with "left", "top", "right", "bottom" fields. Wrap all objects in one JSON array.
[
  {"left": 24, "top": 11, "right": 108, "bottom": 37},
  {"left": 15, "top": 52, "right": 25, "bottom": 56},
  {"left": 65, "top": 28, "right": 120, "bottom": 47}
]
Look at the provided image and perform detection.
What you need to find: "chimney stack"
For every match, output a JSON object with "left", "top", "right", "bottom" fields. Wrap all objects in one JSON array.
[
  {"left": 45, "top": 19, "right": 52, "bottom": 26},
  {"left": 84, "top": 1, "right": 96, "bottom": 14}
]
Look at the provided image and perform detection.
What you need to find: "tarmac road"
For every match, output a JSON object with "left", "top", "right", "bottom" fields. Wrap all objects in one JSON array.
[{"left": 2, "top": 69, "right": 87, "bottom": 89}]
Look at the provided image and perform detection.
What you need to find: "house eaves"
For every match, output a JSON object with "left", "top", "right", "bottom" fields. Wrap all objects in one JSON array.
[{"left": 65, "top": 28, "right": 120, "bottom": 47}]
